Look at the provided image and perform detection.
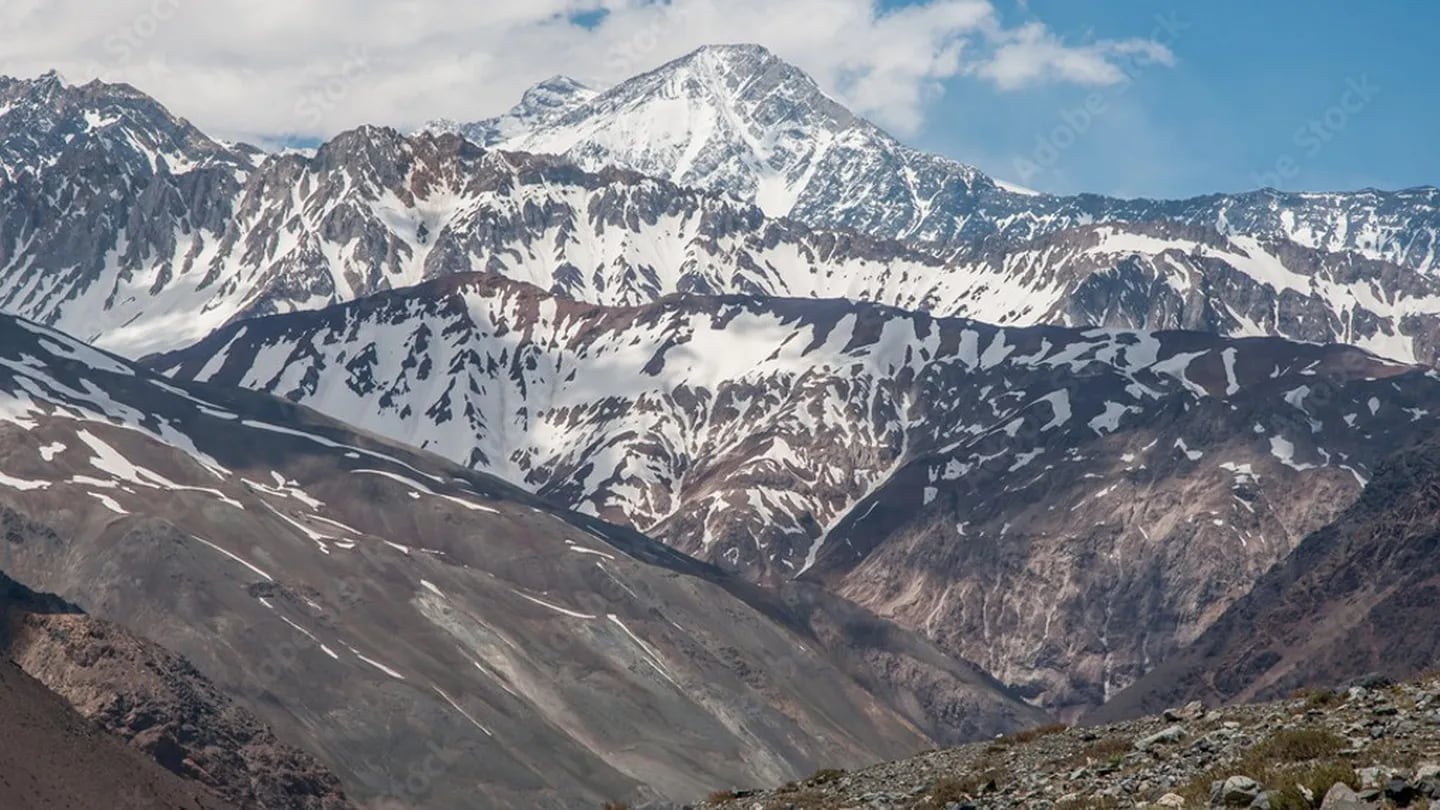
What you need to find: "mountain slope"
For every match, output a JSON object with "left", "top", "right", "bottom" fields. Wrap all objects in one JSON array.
[
  {"left": 1091, "top": 429, "right": 1440, "bottom": 723},
  {"left": 0, "top": 655, "right": 236, "bottom": 810},
  {"left": 437, "top": 44, "right": 1440, "bottom": 275},
  {"left": 945, "top": 220, "right": 1440, "bottom": 364},
  {"left": 701, "top": 675, "right": 1440, "bottom": 809},
  {"left": 154, "top": 274, "right": 1440, "bottom": 715},
  {"left": 0, "top": 572, "right": 352, "bottom": 809},
  {"left": 0, "top": 312, "right": 1044, "bottom": 808}
]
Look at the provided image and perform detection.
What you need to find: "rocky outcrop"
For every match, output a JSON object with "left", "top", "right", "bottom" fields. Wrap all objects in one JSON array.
[
  {"left": 0, "top": 651, "right": 236, "bottom": 810},
  {"left": 699, "top": 675, "right": 1440, "bottom": 808},
  {"left": 0, "top": 571, "right": 354, "bottom": 809}
]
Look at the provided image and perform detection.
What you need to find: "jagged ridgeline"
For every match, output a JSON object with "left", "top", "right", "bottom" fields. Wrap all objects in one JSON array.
[{"left": 4, "top": 54, "right": 1440, "bottom": 364}]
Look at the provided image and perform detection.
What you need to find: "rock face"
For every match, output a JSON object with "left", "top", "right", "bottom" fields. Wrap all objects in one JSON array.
[
  {"left": 0, "top": 312, "right": 1046, "bottom": 809},
  {"left": 0, "top": 571, "right": 352, "bottom": 809},
  {"left": 696, "top": 675, "right": 1440, "bottom": 809},
  {"left": 0, "top": 655, "right": 236, "bottom": 810},
  {"left": 153, "top": 273, "right": 1440, "bottom": 715},
  {"left": 1092, "top": 429, "right": 1440, "bottom": 723}
]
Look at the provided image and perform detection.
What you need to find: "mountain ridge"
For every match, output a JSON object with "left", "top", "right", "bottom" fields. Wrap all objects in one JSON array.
[
  {"left": 432, "top": 44, "right": 1440, "bottom": 274},
  {"left": 6, "top": 66, "right": 1440, "bottom": 366},
  {"left": 152, "top": 271, "right": 1440, "bottom": 715},
  {"left": 0, "top": 309, "right": 1046, "bottom": 807}
]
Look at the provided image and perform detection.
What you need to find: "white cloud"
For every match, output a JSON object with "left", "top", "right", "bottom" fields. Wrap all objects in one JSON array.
[
  {"left": 975, "top": 21, "right": 1176, "bottom": 91},
  {"left": 0, "top": 0, "right": 1175, "bottom": 143}
]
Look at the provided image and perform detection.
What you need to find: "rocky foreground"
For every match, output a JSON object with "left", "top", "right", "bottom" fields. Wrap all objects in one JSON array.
[{"left": 699, "top": 675, "right": 1440, "bottom": 809}]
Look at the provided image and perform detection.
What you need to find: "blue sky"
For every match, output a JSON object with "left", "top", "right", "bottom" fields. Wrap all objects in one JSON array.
[{"left": 911, "top": 0, "right": 1434, "bottom": 197}]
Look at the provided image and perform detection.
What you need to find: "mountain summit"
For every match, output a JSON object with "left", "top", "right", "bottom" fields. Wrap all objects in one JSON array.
[
  {"left": 427, "top": 74, "right": 598, "bottom": 146},
  {"left": 432, "top": 45, "right": 1440, "bottom": 270},
  {"left": 427, "top": 43, "right": 995, "bottom": 235}
]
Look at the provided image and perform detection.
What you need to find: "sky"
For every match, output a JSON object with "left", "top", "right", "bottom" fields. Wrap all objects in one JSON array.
[{"left": 0, "top": 0, "right": 1431, "bottom": 199}]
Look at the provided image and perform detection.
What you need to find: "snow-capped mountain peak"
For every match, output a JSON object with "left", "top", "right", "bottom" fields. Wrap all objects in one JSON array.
[
  {"left": 433, "top": 48, "right": 1440, "bottom": 269},
  {"left": 0, "top": 72, "right": 250, "bottom": 179},
  {"left": 424, "top": 74, "right": 599, "bottom": 146},
  {"left": 472, "top": 42, "right": 958, "bottom": 219}
]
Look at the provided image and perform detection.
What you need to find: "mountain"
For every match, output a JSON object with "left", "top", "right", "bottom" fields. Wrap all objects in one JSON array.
[
  {"left": 427, "top": 76, "right": 599, "bottom": 147},
  {"left": 429, "top": 43, "right": 1005, "bottom": 242},
  {"left": 0, "top": 312, "right": 1046, "bottom": 808},
  {"left": 941, "top": 220, "right": 1440, "bottom": 364},
  {"left": 6, "top": 69, "right": 1440, "bottom": 366},
  {"left": 1090, "top": 428, "right": 1440, "bottom": 723},
  {"left": 153, "top": 273, "right": 1440, "bottom": 716},
  {"left": 0, "top": 71, "right": 965, "bottom": 357},
  {"left": 0, "top": 70, "right": 254, "bottom": 178},
  {"left": 0, "top": 72, "right": 257, "bottom": 355},
  {"left": 434, "top": 44, "right": 1440, "bottom": 274},
  {"left": 1, "top": 572, "right": 353, "bottom": 809}
]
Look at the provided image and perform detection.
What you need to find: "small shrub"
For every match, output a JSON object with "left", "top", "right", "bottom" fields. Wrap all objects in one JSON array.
[
  {"left": 1174, "top": 726, "right": 1352, "bottom": 805},
  {"left": 1005, "top": 722, "right": 1070, "bottom": 744},
  {"left": 917, "top": 768, "right": 1006, "bottom": 808},
  {"left": 758, "top": 790, "right": 840, "bottom": 810},
  {"left": 1265, "top": 761, "right": 1359, "bottom": 809},
  {"left": 806, "top": 768, "right": 846, "bottom": 786},
  {"left": 927, "top": 776, "right": 971, "bottom": 805},
  {"left": 1060, "top": 735, "right": 1134, "bottom": 767},
  {"left": 1055, "top": 798, "right": 1122, "bottom": 810},
  {"left": 1249, "top": 728, "right": 1347, "bottom": 762},
  {"left": 1295, "top": 688, "right": 1342, "bottom": 711}
]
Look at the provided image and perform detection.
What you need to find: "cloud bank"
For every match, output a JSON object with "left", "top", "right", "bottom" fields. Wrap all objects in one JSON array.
[{"left": 0, "top": 0, "right": 1175, "bottom": 144}]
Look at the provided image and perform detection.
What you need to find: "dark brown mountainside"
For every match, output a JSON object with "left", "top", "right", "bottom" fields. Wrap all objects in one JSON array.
[
  {"left": 0, "top": 570, "right": 355, "bottom": 809},
  {"left": 1092, "top": 431, "right": 1440, "bottom": 724},
  {"left": 0, "top": 573, "right": 240, "bottom": 810}
]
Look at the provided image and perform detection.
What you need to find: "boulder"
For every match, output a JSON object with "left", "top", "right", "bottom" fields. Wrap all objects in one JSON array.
[
  {"left": 1319, "top": 783, "right": 1377, "bottom": 809},
  {"left": 1210, "top": 775, "right": 1261, "bottom": 807},
  {"left": 1136, "top": 725, "right": 1187, "bottom": 752}
]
